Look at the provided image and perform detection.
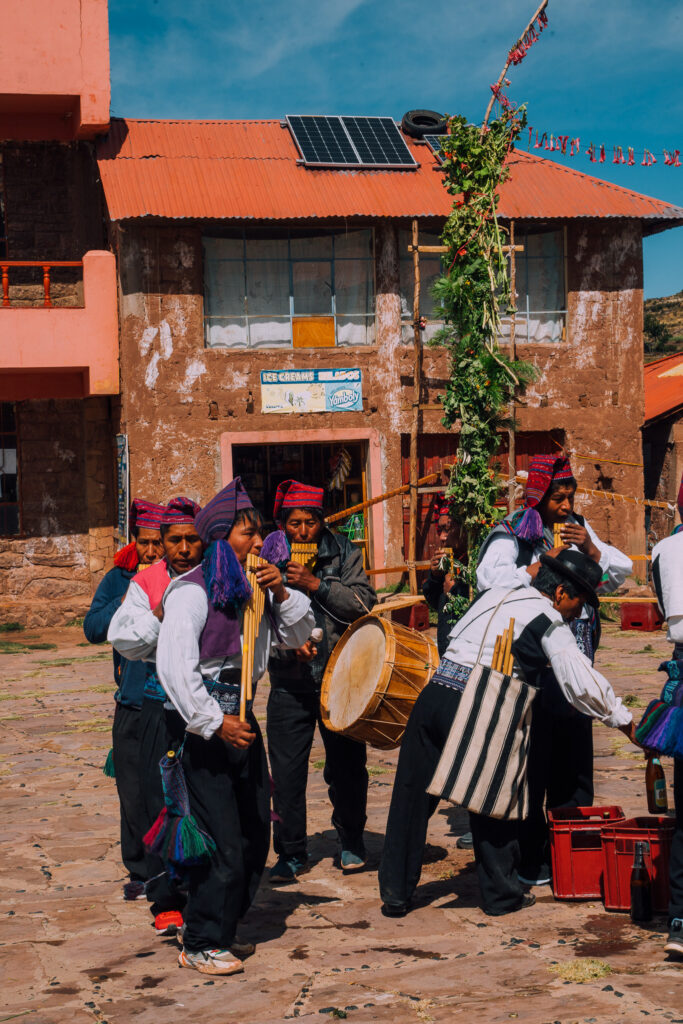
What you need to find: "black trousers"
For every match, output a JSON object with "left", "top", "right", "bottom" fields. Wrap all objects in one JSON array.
[
  {"left": 112, "top": 702, "right": 147, "bottom": 882},
  {"left": 517, "top": 701, "right": 594, "bottom": 878},
  {"left": 670, "top": 758, "right": 683, "bottom": 922},
  {"left": 378, "top": 682, "right": 525, "bottom": 916},
  {"left": 139, "top": 698, "right": 186, "bottom": 916},
  {"left": 267, "top": 687, "right": 368, "bottom": 860},
  {"left": 167, "top": 709, "right": 270, "bottom": 953}
]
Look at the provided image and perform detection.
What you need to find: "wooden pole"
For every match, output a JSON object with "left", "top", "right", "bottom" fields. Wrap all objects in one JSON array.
[
  {"left": 480, "top": 0, "right": 549, "bottom": 134},
  {"left": 507, "top": 220, "right": 517, "bottom": 513},
  {"left": 408, "top": 218, "right": 423, "bottom": 597},
  {"left": 324, "top": 471, "right": 439, "bottom": 526}
]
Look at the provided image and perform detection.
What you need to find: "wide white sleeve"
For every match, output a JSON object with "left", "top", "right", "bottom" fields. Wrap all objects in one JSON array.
[
  {"left": 652, "top": 536, "right": 683, "bottom": 636},
  {"left": 585, "top": 521, "right": 632, "bottom": 593},
  {"left": 476, "top": 534, "right": 532, "bottom": 592},
  {"left": 541, "top": 620, "right": 631, "bottom": 727},
  {"left": 107, "top": 581, "right": 160, "bottom": 661},
  {"left": 156, "top": 585, "right": 223, "bottom": 740},
  {"left": 272, "top": 588, "right": 316, "bottom": 650}
]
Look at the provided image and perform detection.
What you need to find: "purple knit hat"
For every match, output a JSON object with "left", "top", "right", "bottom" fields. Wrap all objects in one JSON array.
[{"left": 194, "top": 477, "right": 254, "bottom": 545}]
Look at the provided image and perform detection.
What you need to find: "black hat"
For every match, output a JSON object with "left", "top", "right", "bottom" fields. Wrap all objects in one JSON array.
[{"left": 539, "top": 549, "right": 602, "bottom": 609}]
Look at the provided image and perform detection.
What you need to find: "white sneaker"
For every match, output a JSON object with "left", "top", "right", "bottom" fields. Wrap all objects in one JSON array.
[
  {"left": 178, "top": 947, "right": 244, "bottom": 976},
  {"left": 518, "top": 873, "right": 552, "bottom": 887}
]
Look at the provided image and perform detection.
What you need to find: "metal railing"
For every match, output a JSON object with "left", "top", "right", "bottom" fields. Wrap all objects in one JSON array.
[{"left": 0, "top": 260, "right": 83, "bottom": 308}]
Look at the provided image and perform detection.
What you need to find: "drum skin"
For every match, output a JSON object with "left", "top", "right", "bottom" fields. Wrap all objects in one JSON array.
[{"left": 320, "top": 614, "right": 439, "bottom": 749}]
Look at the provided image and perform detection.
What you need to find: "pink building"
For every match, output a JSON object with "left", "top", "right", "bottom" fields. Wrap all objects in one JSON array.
[{"left": 0, "top": 0, "right": 118, "bottom": 626}]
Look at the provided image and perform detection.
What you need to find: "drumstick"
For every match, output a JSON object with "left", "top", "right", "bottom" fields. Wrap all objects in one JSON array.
[{"left": 502, "top": 618, "right": 515, "bottom": 676}]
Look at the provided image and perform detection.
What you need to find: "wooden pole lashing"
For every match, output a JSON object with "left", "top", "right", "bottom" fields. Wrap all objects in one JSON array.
[
  {"left": 408, "top": 217, "right": 423, "bottom": 597},
  {"left": 507, "top": 220, "right": 518, "bottom": 513}
]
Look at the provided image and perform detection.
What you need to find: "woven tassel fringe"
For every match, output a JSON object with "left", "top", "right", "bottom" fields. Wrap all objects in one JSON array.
[
  {"left": 636, "top": 702, "right": 683, "bottom": 757},
  {"left": 143, "top": 806, "right": 216, "bottom": 867},
  {"left": 102, "top": 747, "right": 116, "bottom": 778},
  {"left": 515, "top": 507, "right": 544, "bottom": 542}
]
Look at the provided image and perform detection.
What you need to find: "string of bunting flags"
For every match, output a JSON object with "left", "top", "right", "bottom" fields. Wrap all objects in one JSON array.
[{"left": 522, "top": 129, "right": 681, "bottom": 167}]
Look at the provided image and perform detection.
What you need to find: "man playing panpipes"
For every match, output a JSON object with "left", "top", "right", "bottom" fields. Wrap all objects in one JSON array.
[
  {"left": 266, "top": 478, "right": 377, "bottom": 882},
  {"left": 156, "top": 478, "right": 314, "bottom": 976},
  {"left": 476, "top": 454, "right": 632, "bottom": 885},
  {"left": 108, "top": 496, "right": 202, "bottom": 936},
  {"left": 84, "top": 499, "right": 165, "bottom": 901},
  {"left": 379, "top": 550, "right": 639, "bottom": 918}
]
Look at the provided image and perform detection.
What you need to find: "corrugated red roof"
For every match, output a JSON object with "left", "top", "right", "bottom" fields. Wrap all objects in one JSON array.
[
  {"left": 644, "top": 352, "right": 683, "bottom": 423},
  {"left": 96, "top": 118, "right": 683, "bottom": 228}
]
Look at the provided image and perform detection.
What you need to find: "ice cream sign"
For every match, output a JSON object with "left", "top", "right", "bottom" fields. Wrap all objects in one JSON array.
[{"left": 260, "top": 368, "right": 362, "bottom": 414}]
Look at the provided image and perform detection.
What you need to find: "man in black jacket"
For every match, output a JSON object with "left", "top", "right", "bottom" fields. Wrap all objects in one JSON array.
[
  {"left": 83, "top": 499, "right": 165, "bottom": 901},
  {"left": 267, "top": 479, "right": 377, "bottom": 882}
]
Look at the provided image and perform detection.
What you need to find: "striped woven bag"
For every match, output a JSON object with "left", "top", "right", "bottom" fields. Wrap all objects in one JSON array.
[{"left": 427, "top": 593, "right": 538, "bottom": 820}]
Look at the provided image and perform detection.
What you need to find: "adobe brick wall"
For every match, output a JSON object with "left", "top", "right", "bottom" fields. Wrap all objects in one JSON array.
[{"left": 116, "top": 216, "right": 646, "bottom": 571}]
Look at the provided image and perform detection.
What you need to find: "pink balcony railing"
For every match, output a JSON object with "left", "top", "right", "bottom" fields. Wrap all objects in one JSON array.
[{"left": 1, "top": 260, "right": 84, "bottom": 308}]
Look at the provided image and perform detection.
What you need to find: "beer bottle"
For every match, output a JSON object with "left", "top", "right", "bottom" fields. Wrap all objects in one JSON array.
[
  {"left": 645, "top": 755, "right": 668, "bottom": 814},
  {"left": 630, "top": 840, "right": 653, "bottom": 923}
]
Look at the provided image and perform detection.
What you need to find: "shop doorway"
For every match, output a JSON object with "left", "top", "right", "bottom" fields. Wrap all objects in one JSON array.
[{"left": 232, "top": 439, "right": 371, "bottom": 566}]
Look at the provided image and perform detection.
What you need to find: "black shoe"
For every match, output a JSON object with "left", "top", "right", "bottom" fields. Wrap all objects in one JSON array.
[
  {"left": 665, "top": 917, "right": 683, "bottom": 957},
  {"left": 483, "top": 893, "right": 536, "bottom": 917},
  {"left": 123, "top": 879, "right": 146, "bottom": 901},
  {"left": 456, "top": 831, "right": 473, "bottom": 850},
  {"left": 381, "top": 902, "right": 410, "bottom": 918}
]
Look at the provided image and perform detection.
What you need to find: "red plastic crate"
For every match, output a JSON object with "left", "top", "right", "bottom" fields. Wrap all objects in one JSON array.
[
  {"left": 601, "top": 816, "right": 675, "bottom": 912},
  {"left": 549, "top": 805, "right": 625, "bottom": 899},
  {"left": 620, "top": 602, "right": 663, "bottom": 632},
  {"left": 391, "top": 602, "right": 430, "bottom": 632}
]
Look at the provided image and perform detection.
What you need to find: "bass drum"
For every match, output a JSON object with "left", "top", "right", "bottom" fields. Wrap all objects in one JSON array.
[{"left": 320, "top": 613, "right": 439, "bottom": 750}]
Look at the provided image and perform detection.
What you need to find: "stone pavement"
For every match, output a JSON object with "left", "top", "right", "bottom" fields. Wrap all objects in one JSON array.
[{"left": 1, "top": 620, "right": 682, "bottom": 1024}]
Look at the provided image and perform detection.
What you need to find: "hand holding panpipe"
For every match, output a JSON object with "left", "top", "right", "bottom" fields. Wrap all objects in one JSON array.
[
  {"left": 240, "top": 552, "right": 268, "bottom": 722},
  {"left": 491, "top": 617, "right": 515, "bottom": 675},
  {"left": 290, "top": 542, "right": 318, "bottom": 570}
]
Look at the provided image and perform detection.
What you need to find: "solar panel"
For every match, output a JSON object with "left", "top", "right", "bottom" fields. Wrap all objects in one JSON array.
[
  {"left": 423, "top": 135, "right": 449, "bottom": 157},
  {"left": 286, "top": 115, "right": 417, "bottom": 169}
]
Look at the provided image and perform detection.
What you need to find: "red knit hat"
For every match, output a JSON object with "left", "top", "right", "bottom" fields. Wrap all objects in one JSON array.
[
  {"left": 161, "top": 496, "right": 201, "bottom": 526},
  {"left": 273, "top": 479, "right": 324, "bottom": 521},
  {"left": 525, "top": 455, "right": 575, "bottom": 508},
  {"left": 435, "top": 493, "right": 451, "bottom": 518}
]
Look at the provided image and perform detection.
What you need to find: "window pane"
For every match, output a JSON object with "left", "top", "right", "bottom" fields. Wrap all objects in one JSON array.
[
  {"left": 0, "top": 504, "right": 18, "bottom": 535},
  {"left": 337, "top": 316, "right": 375, "bottom": 346},
  {"left": 0, "top": 403, "right": 15, "bottom": 432},
  {"left": 290, "top": 234, "right": 333, "bottom": 259},
  {"left": 334, "top": 230, "right": 373, "bottom": 259},
  {"left": 335, "top": 258, "right": 373, "bottom": 315},
  {"left": 246, "top": 238, "right": 289, "bottom": 260},
  {"left": 246, "top": 260, "right": 290, "bottom": 316},
  {"left": 249, "top": 317, "right": 292, "bottom": 348},
  {"left": 205, "top": 318, "right": 248, "bottom": 348},
  {"left": 205, "top": 258, "right": 244, "bottom": 318},
  {"left": 526, "top": 230, "right": 564, "bottom": 313},
  {"left": 293, "top": 261, "right": 332, "bottom": 315},
  {"left": 204, "top": 237, "right": 244, "bottom": 260}
]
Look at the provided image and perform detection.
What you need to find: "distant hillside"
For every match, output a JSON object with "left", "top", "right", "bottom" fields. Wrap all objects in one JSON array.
[{"left": 644, "top": 291, "right": 683, "bottom": 362}]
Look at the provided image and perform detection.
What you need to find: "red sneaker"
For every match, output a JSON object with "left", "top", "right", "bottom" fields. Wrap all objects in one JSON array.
[{"left": 155, "top": 910, "right": 184, "bottom": 936}]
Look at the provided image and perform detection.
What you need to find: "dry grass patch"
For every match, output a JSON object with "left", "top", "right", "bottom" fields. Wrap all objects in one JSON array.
[{"left": 549, "top": 958, "right": 611, "bottom": 983}]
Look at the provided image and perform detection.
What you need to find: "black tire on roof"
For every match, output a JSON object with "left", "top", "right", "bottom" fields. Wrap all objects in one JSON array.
[{"left": 400, "top": 110, "right": 448, "bottom": 139}]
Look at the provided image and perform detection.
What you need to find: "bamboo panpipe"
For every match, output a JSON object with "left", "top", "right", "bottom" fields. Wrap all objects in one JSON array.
[
  {"left": 290, "top": 542, "right": 318, "bottom": 570},
  {"left": 240, "top": 553, "right": 268, "bottom": 722},
  {"left": 492, "top": 618, "right": 516, "bottom": 675},
  {"left": 553, "top": 523, "right": 562, "bottom": 548}
]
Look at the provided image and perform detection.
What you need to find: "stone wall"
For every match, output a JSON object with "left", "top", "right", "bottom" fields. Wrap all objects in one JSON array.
[{"left": 116, "top": 217, "right": 646, "bottom": 568}]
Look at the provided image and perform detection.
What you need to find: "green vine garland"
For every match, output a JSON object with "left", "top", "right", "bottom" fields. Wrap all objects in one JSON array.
[{"left": 430, "top": 104, "right": 538, "bottom": 619}]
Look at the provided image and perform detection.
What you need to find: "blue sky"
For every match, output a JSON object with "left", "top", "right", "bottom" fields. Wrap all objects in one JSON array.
[{"left": 109, "top": 0, "right": 683, "bottom": 299}]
